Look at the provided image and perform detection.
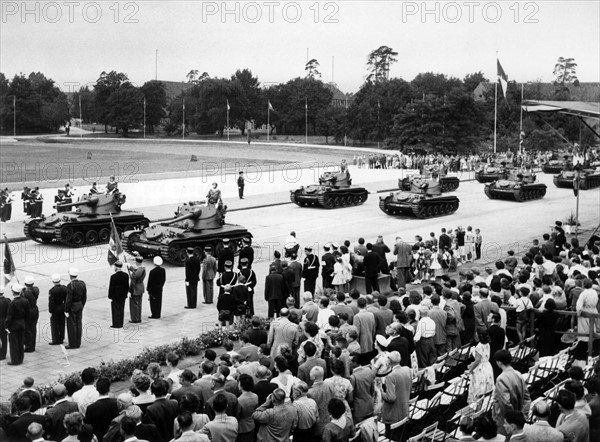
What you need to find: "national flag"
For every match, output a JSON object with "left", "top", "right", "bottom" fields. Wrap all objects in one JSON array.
[
  {"left": 3, "top": 240, "right": 16, "bottom": 283},
  {"left": 268, "top": 100, "right": 275, "bottom": 112},
  {"left": 107, "top": 215, "right": 125, "bottom": 266},
  {"left": 497, "top": 59, "right": 508, "bottom": 98},
  {"left": 190, "top": 154, "right": 198, "bottom": 162},
  {"left": 305, "top": 98, "right": 308, "bottom": 110},
  {"left": 226, "top": 99, "right": 230, "bottom": 111}
]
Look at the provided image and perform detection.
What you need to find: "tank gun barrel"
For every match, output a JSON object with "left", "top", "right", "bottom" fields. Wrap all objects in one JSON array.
[
  {"left": 55, "top": 197, "right": 99, "bottom": 209},
  {"left": 162, "top": 209, "right": 203, "bottom": 225}
]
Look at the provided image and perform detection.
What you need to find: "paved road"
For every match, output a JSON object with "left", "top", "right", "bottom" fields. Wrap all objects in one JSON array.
[{"left": 0, "top": 170, "right": 598, "bottom": 398}]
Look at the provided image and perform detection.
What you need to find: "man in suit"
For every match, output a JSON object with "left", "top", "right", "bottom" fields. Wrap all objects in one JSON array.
[
  {"left": 267, "top": 308, "right": 298, "bottom": 357},
  {"left": 237, "top": 332, "right": 259, "bottom": 362},
  {"left": 170, "top": 369, "right": 206, "bottom": 405},
  {"left": 253, "top": 365, "right": 277, "bottom": 406},
  {"left": 394, "top": 236, "right": 413, "bottom": 289},
  {"left": 22, "top": 276, "right": 39, "bottom": 353},
  {"left": 282, "top": 260, "right": 295, "bottom": 299},
  {"left": 85, "top": 377, "right": 119, "bottom": 441},
  {"left": 354, "top": 297, "right": 376, "bottom": 364},
  {"left": 473, "top": 288, "right": 499, "bottom": 338},
  {"left": 237, "top": 171, "right": 245, "bottom": 199},
  {"left": 201, "top": 393, "right": 239, "bottom": 442},
  {"left": 252, "top": 388, "right": 297, "bottom": 442},
  {"left": 108, "top": 261, "right": 129, "bottom": 328},
  {"left": 439, "top": 228, "right": 452, "bottom": 252},
  {"left": 48, "top": 273, "right": 67, "bottom": 344},
  {"left": 217, "top": 238, "right": 235, "bottom": 273},
  {"left": 238, "top": 237, "right": 254, "bottom": 269},
  {"left": 128, "top": 257, "right": 146, "bottom": 323},
  {"left": 541, "top": 233, "right": 556, "bottom": 257},
  {"left": 288, "top": 254, "right": 303, "bottom": 307},
  {"left": 43, "top": 383, "right": 78, "bottom": 442},
  {"left": 297, "top": 341, "right": 328, "bottom": 387},
  {"left": 264, "top": 265, "right": 285, "bottom": 318},
  {"left": 363, "top": 243, "right": 381, "bottom": 294},
  {"left": 0, "top": 285, "right": 11, "bottom": 360},
  {"left": 302, "top": 246, "right": 319, "bottom": 295},
  {"left": 385, "top": 323, "right": 410, "bottom": 368},
  {"left": 5, "top": 283, "right": 28, "bottom": 364},
  {"left": 488, "top": 312, "right": 506, "bottom": 378},
  {"left": 350, "top": 356, "right": 375, "bottom": 423},
  {"left": 7, "top": 396, "right": 45, "bottom": 441},
  {"left": 201, "top": 246, "right": 218, "bottom": 304},
  {"left": 119, "top": 416, "right": 150, "bottom": 442},
  {"left": 145, "top": 380, "right": 179, "bottom": 441},
  {"left": 381, "top": 351, "right": 412, "bottom": 441},
  {"left": 493, "top": 349, "right": 531, "bottom": 434},
  {"left": 307, "top": 366, "right": 336, "bottom": 437},
  {"left": 205, "top": 373, "right": 239, "bottom": 419},
  {"left": 184, "top": 248, "right": 200, "bottom": 309},
  {"left": 147, "top": 256, "right": 166, "bottom": 318},
  {"left": 321, "top": 244, "right": 335, "bottom": 290},
  {"left": 428, "top": 294, "right": 449, "bottom": 356}
]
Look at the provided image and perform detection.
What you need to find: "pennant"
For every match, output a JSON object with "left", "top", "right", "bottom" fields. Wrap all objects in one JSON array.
[
  {"left": 226, "top": 99, "right": 230, "bottom": 111},
  {"left": 497, "top": 59, "right": 508, "bottom": 98},
  {"left": 107, "top": 215, "right": 125, "bottom": 266},
  {"left": 190, "top": 154, "right": 198, "bottom": 162},
  {"left": 268, "top": 100, "right": 275, "bottom": 112},
  {"left": 3, "top": 240, "right": 16, "bottom": 283}
]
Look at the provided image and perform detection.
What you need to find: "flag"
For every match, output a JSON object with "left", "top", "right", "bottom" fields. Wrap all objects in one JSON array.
[
  {"left": 3, "top": 240, "right": 16, "bottom": 283},
  {"left": 519, "top": 131, "right": 525, "bottom": 148},
  {"left": 190, "top": 154, "right": 198, "bottom": 162},
  {"left": 107, "top": 215, "right": 125, "bottom": 266},
  {"left": 305, "top": 99, "right": 308, "bottom": 110},
  {"left": 497, "top": 59, "right": 508, "bottom": 98},
  {"left": 268, "top": 100, "right": 275, "bottom": 112},
  {"left": 226, "top": 99, "right": 230, "bottom": 111}
]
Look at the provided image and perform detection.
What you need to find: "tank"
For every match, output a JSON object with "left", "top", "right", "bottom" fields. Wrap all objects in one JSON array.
[
  {"left": 542, "top": 159, "right": 569, "bottom": 174},
  {"left": 23, "top": 192, "right": 149, "bottom": 246},
  {"left": 484, "top": 170, "right": 547, "bottom": 202},
  {"left": 553, "top": 168, "right": 600, "bottom": 190},
  {"left": 122, "top": 200, "right": 252, "bottom": 265},
  {"left": 475, "top": 164, "right": 507, "bottom": 183},
  {"left": 290, "top": 170, "right": 368, "bottom": 209},
  {"left": 379, "top": 178, "right": 460, "bottom": 218},
  {"left": 398, "top": 166, "right": 459, "bottom": 193}
]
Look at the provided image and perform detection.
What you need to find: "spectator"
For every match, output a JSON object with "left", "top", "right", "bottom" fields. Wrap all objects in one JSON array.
[
  {"left": 201, "top": 393, "right": 238, "bottom": 442},
  {"left": 236, "top": 374, "right": 259, "bottom": 442},
  {"left": 72, "top": 368, "right": 98, "bottom": 415},
  {"left": 145, "top": 379, "right": 179, "bottom": 441},
  {"left": 291, "top": 382, "right": 318, "bottom": 442},
  {"left": 84, "top": 377, "right": 119, "bottom": 441},
  {"left": 523, "top": 399, "right": 564, "bottom": 442},
  {"left": 493, "top": 350, "right": 531, "bottom": 435},
  {"left": 555, "top": 389, "right": 590, "bottom": 442},
  {"left": 44, "top": 383, "right": 78, "bottom": 442},
  {"left": 503, "top": 411, "right": 527, "bottom": 442},
  {"left": 252, "top": 388, "right": 298, "bottom": 442}
]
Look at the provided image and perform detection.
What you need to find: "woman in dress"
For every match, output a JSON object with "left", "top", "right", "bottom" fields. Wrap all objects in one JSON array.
[
  {"left": 429, "top": 247, "right": 443, "bottom": 279},
  {"left": 339, "top": 245, "right": 353, "bottom": 292},
  {"left": 466, "top": 330, "right": 494, "bottom": 403},
  {"left": 535, "top": 298, "right": 559, "bottom": 357},
  {"left": 324, "top": 359, "right": 354, "bottom": 425},
  {"left": 271, "top": 355, "right": 300, "bottom": 402},
  {"left": 332, "top": 257, "right": 346, "bottom": 293},
  {"left": 370, "top": 335, "right": 392, "bottom": 418}
]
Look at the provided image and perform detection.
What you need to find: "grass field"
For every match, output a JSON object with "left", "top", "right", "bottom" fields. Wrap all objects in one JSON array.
[{"left": 0, "top": 138, "right": 370, "bottom": 188}]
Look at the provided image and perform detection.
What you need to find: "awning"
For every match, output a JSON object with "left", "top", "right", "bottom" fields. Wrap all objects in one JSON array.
[{"left": 521, "top": 100, "right": 600, "bottom": 120}]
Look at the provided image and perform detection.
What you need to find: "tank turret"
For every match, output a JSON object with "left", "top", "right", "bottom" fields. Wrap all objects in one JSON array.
[
  {"left": 484, "top": 168, "right": 547, "bottom": 202},
  {"left": 54, "top": 193, "right": 126, "bottom": 215},
  {"left": 290, "top": 169, "right": 368, "bottom": 209},
  {"left": 399, "top": 167, "right": 460, "bottom": 193},
  {"left": 553, "top": 168, "right": 600, "bottom": 190}
]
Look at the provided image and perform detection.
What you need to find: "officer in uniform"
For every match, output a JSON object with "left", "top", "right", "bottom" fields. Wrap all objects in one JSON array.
[
  {"left": 21, "top": 186, "right": 31, "bottom": 216},
  {"left": 147, "top": 256, "right": 166, "bottom": 319},
  {"left": 237, "top": 171, "right": 245, "bottom": 199},
  {"left": 108, "top": 261, "right": 129, "bottom": 328},
  {"left": 55, "top": 189, "right": 66, "bottom": 212},
  {"left": 128, "top": 256, "right": 146, "bottom": 323},
  {"left": 239, "top": 257, "right": 257, "bottom": 315},
  {"left": 238, "top": 237, "right": 254, "bottom": 269},
  {"left": 217, "top": 260, "right": 238, "bottom": 298},
  {"left": 0, "top": 286, "right": 10, "bottom": 360},
  {"left": 64, "top": 268, "right": 87, "bottom": 349},
  {"left": 5, "top": 283, "right": 28, "bottom": 365},
  {"left": 217, "top": 238, "right": 235, "bottom": 273},
  {"left": 302, "top": 246, "right": 319, "bottom": 296},
  {"left": 48, "top": 273, "right": 67, "bottom": 345},
  {"left": 22, "top": 276, "right": 39, "bottom": 353},
  {"left": 63, "top": 184, "right": 74, "bottom": 205},
  {"left": 184, "top": 248, "right": 200, "bottom": 309},
  {"left": 89, "top": 182, "right": 101, "bottom": 194}
]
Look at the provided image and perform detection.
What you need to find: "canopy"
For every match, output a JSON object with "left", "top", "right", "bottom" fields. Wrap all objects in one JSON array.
[{"left": 521, "top": 100, "right": 600, "bottom": 120}]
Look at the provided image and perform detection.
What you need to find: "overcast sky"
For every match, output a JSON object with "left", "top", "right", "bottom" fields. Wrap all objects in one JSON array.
[{"left": 2, "top": 1, "right": 599, "bottom": 93}]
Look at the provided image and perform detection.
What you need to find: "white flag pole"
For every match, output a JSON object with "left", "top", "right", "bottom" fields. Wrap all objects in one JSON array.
[
  {"left": 305, "top": 98, "right": 308, "bottom": 145},
  {"left": 494, "top": 51, "right": 498, "bottom": 154},
  {"left": 227, "top": 101, "right": 230, "bottom": 141},
  {"left": 182, "top": 101, "right": 185, "bottom": 140},
  {"left": 143, "top": 97, "right": 146, "bottom": 139},
  {"left": 267, "top": 102, "right": 270, "bottom": 143},
  {"left": 79, "top": 93, "right": 82, "bottom": 138}
]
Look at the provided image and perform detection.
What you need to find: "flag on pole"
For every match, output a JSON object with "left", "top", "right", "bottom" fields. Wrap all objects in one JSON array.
[
  {"left": 227, "top": 99, "right": 230, "bottom": 111},
  {"left": 190, "top": 154, "right": 198, "bottom": 162},
  {"left": 268, "top": 100, "right": 275, "bottom": 112},
  {"left": 519, "top": 131, "right": 525, "bottom": 148},
  {"left": 497, "top": 59, "right": 508, "bottom": 98},
  {"left": 107, "top": 215, "right": 125, "bottom": 266},
  {"left": 3, "top": 239, "right": 16, "bottom": 283},
  {"left": 305, "top": 98, "right": 308, "bottom": 110}
]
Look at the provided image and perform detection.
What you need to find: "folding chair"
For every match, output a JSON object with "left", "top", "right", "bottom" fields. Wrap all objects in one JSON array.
[
  {"left": 349, "top": 428, "right": 362, "bottom": 442},
  {"left": 439, "top": 375, "right": 470, "bottom": 418}
]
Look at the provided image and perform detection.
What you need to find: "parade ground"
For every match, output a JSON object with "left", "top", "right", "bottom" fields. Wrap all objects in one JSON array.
[{"left": 1, "top": 137, "right": 599, "bottom": 399}]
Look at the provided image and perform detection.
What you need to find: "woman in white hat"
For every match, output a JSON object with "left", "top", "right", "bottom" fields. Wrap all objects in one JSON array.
[{"left": 147, "top": 256, "right": 166, "bottom": 319}]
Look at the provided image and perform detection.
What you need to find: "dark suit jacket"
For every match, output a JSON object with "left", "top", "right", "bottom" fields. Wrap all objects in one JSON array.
[
  {"left": 185, "top": 256, "right": 201, "bottom": 283},
  {"left": 85, "top": 397, "right": 120, "bottom": 441},
  {"left": 399, "top": 326, "right": 415, "bottom": 356},
  {"left": 264, "top": 272, "right": 285, "bottom": 301},
  {"left": 144, "top": 397, "right": 179, "bottom": 441},
  {"left": 147, "top": 266, "right": 166, "bottom": 295},
  {"left": 44, "top": 399, "right": 79, "bottom": 441},
  {"left": 363, "top": 252, "right": 380, "bottom": 278},
  {"left": 282, "top": 267, "right": 295, "bottom": 295},
  {"left": 217, "top": 247, "right": 235, "bottom": 273},
  {"left": 108, "top": 271, "right": 129, "bottom": 302},
  {"left": 135, "top": 423, "right": 163, "bottom": 442},
  {"left": 205, "top": 390, "right": 238, "bottom": 420},
  {"left": 238, "top": 246, "right": 254, "bottom": 269},
  {"left": 386, "top": 335, "right": 410, "bottom": 367},
  {"left": 48, "top": 284, "right": 67, "bottom": 315},
  {"left": 253, "top": 380, "right": 277, "bottom": 406},
  {"left": 473, "top": 298, "right": 499, "bottom": 330},
  {"left": 7, "top": 412, "right": 45, "bottom": 442},
  {"left": 394, "top": 242, "right": 413, "bottom": 268},
  {"left": 439, "top": 233, "right": 452, "bottom": 251}
]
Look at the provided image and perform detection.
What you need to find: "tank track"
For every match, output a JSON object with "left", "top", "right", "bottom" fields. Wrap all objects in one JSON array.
[
  {"left": 315, "top": 189, "right": 368, "bottom": 209},
  {"left": 475, "top": 172, "right": 503, "bottom": 183},
  {"left": 542, "top": 164, "right": 565, "bottom": 174},
  {"left": 157, "top": 234, "right": 248, "bottom": 266},
  {"left": 379, "top": 196, "right": 459, "bottom": 218},
  {"left": 485, "top": 184, "right": 547, "bottom": 202}
]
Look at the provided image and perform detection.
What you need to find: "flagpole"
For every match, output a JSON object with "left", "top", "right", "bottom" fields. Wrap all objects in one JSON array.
[
  {"left": 79, "top": 93, "right": 82, "bottom": 138},
  {"left": 267, "top": 102, "right": 270, "bottom": 143},
  {"left": 182, "top": 101, "right": 185, "bottom": 140},
  {"left": 305, "top": 97, "right": 308, "bottom": 145},
  {"left": 519, "top": 83, "right": 524, "bottom": 156},
  {"left": 143, "top": 97, "right": 146, "bottom": 139},
  {"left": 227, "top": 101, "right": 230, "bottom": 141},
  {"left": 493, "top": 77, "right": 498, "bottom": 155}
]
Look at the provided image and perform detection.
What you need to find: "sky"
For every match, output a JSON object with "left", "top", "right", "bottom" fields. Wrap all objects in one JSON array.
[{"left": 1, "top": 1, "right": 599, "bottom": 94}]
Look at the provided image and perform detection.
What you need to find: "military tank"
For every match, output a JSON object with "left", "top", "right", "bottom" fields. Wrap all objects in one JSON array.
[
  {"left": 399, "top": 166, "right": 459, "bottom": 193},
  {"left": 484, "top": 170, "right": 547, "bottom": 202},
  {"left": 542, "top": 159, "right": 569, "bottom": 174},
  {"left": 475, "top": 164, "right": 508, "bottom": 183},
  {"left": 553, "top": 168, "right": 600, "bottom": 190},
  {"left": 122, "top": 200, "right": 252, "bottom": 265},
  {"left": 290, "top": 170, "right": 368, "bottom": 209},
  {"left": 23, "top": 193, "right": 149, "bottom": 246},
  {"left": 379, "top": 178, "right": 459, "bottom": 219}
]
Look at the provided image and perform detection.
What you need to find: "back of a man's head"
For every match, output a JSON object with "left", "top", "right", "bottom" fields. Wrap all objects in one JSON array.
[
  {"left": 81, "top": 367, "right": 96, "bottom": 385},
  {"left": 532, "top": 400, "right": 550, "bottom": 419},
  {"left": 177, "top": 411, "right": 194, "bottom": 431},
  {"left": 151, "top": 379, "right": 169, "bottom": 397},
  {"left": 303, "top": 341, "right": 317, "bottom": 358},
  {"left": 556, "top": 389, "right": 576, "bottom": 411},
  {"left": 272, "top": 388, "right": 286, "bottom": 405},
  {"left": 494, "top": 349, "right": 512, "bottom": 366},
  {"left": 505, "top": 411, "right": 526, "bottom": 429},
  {"left": 95, "top": 377, "right": 111, "bottom": 395},
  {"left": 120, "top": 416, "right": 137, "bottom": 438},
  {"left": 213, "top": 393, "right": 228, "bottom": 414}
]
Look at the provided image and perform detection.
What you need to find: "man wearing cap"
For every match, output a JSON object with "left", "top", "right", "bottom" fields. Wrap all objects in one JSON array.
[
  {"left": 44, "top": 383, "right": 78, "bottom": 441},
  {"left": 22, "top": 276, "right": 39, "bottom": 353},
  {"left": 321, "top": 244, "right": 335, "bottom": 290},
  {"left": 106, "top": 176, "right": 118, "bottom": 194},
  {"left": 302, "top": 246, "right": 319, "bottom": 296},
  {"left": 65, "top": 268, "right": 87, "bottom": 349},
  {"left": 218, "top": 238, "right": 235, "bottom": 273},
  {"left": 108, "top": 262, "right": 129, "bottom": 328},
  {"left": 128, "top": 257, "right": 146, "bottom": 323},
  {"left": 217, "top": 260, "right": 238, "bottom": 301},
  {"left": 237, "top": 171, "right": 245, "bottom": 199},
  {"left": 0, "top": 286, "right": 10, "bottom": 360},
  {"left": 265, "top": 266, "right": 286, "bottom": 319},
  {"left": 185, "top": 248, "right": 200, "bottom": 309},
  {"left": 5, "top": 283, "right": 28, "bottom": 364},
  {"left": 238, "top": 237, "right": 254, "bottom": 269},
  {"left": 48, "top": 274, "right": 67, "bottom": 344},
  {"left": 239, "top": 256, "right": 257, "bottom": 314},
  {"left": 148, "top": 256, "right": 166, "bottom": 319}
]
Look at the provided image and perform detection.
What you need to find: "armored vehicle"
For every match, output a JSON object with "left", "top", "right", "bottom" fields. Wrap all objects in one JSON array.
[
  {"left": 484, "top": 170, "right": 547, "bottom": 202},
  {"left": 290, "top": 170, "right": 368, "bottom": 209},
  {"left": 122, "top": 201, "right": 252, "bottom": 265},
  {"left": 475, "top": 164, "right": 508, "bottom": 183},
  {"left": 542, "top": 159, "right": 569, "bottom": 174},
  {"left": 379, "top": 178, "right": 460, "bottom": 219},
  {"left": 23, "top": 192, "right": 149, "bottom": 246},
  {"left": 399, "top": 166, "right": 460, "bottom": 193},
  {"left": 553, "top": 168, "right": 600, "bottom": 190}
]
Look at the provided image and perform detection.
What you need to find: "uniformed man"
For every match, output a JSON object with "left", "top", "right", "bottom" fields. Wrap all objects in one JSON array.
[
  {"left": 217, "top": 260, "right": 238, "bottom": 298},
  {"left": 108, "top": 261, "right": 129, "bottom": 328},
  {"left": 239, "top": 257, "right": 257, "bottom": 315},
  {"left": 22, "top": 276, "right": 39, "bottom": 353},
  {"left": 184, "top": 248, "right": 200, "bottom": 309},
  {"left": 64, "top": 267, "right": 87, "bottom": 349},
  {"left": 217, "top": 238, "right": 235, "bottom": 273},
  {"left": 5, "top": 283, "right": 28, "bottom": 365},
  {"left": 0, "top": 188, "right": 13, "bottom": 222},
  {"left": 238, "top": 237, "right": 254, "bottom": 270},
  {"left": 55, "top": 189, "right": 66, "bottom": 212},
  {"left": 206, "top": 182, "right": 222, "bottom": 206},
  {"left": 201, "top": 246, "right": 218, "bottom": 304},
  {"left": 237, "top": 171, "right": 245, "bottom": 199},
  {"left": 288, "top": 254, "right": 303, "bottom": 308},
  {"left": 63, "top": 184, "right": 74, "bottom": 204},
  {"left": 128, "top": 256, "right": 146, "bottom": 323},
  {"left": 48, "top": 273, "right": 67, "bottom": 345},
  {"left": 0, "top": 285, "right": 10, "bottom": 360},
  {"left": 21, "top": 186, "right": 30, "bottom": 216},
  {"left": 106, "top": 176, "right": 119, "bottom": 194},
  {"left": 147, "top": 256, "right": 166, "bottom": 319},
  {"left": 302, "top": 246, "right": 319, "bottom": 296},
  {"left": 31, "top": 187, "right": 43, "bottom": 218},
  {"left": 340, "top": 159, "right": 348, "bottom": 173},
  {"left": 321, "top": 244, "right": 335, "bottom": 290}
]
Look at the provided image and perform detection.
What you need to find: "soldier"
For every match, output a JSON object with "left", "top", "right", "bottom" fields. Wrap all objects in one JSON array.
[
  {"left": 201, "top": 246, "right": 218, "bottom": 304},
  {"left": 217, "top": 238, "right": 235, "bottom": 273},
  {"left": 340, "top": 158, "right": 348, "bottom": 173},
  {"left": 55, "top": 189, "right": 66, "bottom": 213},
  {"left": 184, "top": 248, "right": 200, "bottom": 309},
  {"left": 48, "top": 273, "right": 67, "bottom": 345},
  {"left": 302, "top": 246, "right": 319, "bottom": 296},
  {"left": 237, "top": 171, "right": 245, "bottom": 199},
  {"left": 238, "top": 237, "right": 254, "bottom": 269},
  {"left": 128, "top": 256, "right": 146, "bottom": 323},
  {"left": 63, "top": 184, "right": 74, "bottom": 204},
  {"left": 321, "top": 244, "right": 335, "bottom": 290},
  {"left": 31, "top": 187, "right": 43, "bottom": 218},
  {"left": 89, "top": 182, "right": 101, "bottom": 195},
  {"left": 64, "top": 267, "right": 87, "bottom": 349},
  {"left": 0, "top": 285, "right": 10, "bottom": 360},
  {"left": 239, "top": 257, "right": 257, "bottom": 315},
  {"left": 147, "top": 256, "right": 166, "bottom": 319},
  {"left": 108, "top": 261, "right": 129, "bottom": 328},
  {"left": 0, "top": 188, "right": 13, "bottom": 222},
  {"left": 106, "top": 176, "right": 119, "bottom": 194},
  {"left": 206, "top": 182, "right": 222, "bottom": 206},
  {"left": 22, "top": 276, "right": 39, "bottom": 353},
  {"left": 5, "top": 283, "right": 28, "bottom": 365},
  {"left": 288, "top": 254, "right": 303, "bottom": 308},
  {"left": 217, "top": 260, "right": 238, "bottom": 299},
  {"left": 21, "top": 186, "right": 30, "bottom": 216}
]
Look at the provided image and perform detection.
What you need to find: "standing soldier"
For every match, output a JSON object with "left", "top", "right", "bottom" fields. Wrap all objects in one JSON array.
[
  {"left": 302, "top": 246, "right": 319, "bottom": 296},
  {"left": 21, "top": 186, "right": 30, "bottom": 216},
  {"left": 48, "top": 274, "right": 67, "bottom": 345},
  {"left": 217, "top": 260, "right": 238, "bottom": 299},
  {"left": 128, "top": 256, "right": 146, "bottom": 323},
  {"left": 184, "top": 248, "right": 200, "bottom": 309},
  {"left": 5, "top": 283, "right": 28, "bottom": 365},
  {"left": 22, "top": 276, "right": 39, "bottom": 353},
  {"left": 63, "top": 184, "right": 74, "bottom": 205},
  {"left": 206, "top": 183, "right": 222, "bottom": 206},
  {"left": 1, "top": 188, "right": 13, "bottom": 222},
  {"left": 65, "top": 268, "right": 86, "bottom": 349},
  {"left": 108, "top": 261, "right": 129, "bottom": 328},
  {"left": 218, "top": 238, "right": 235, "bottom": 273},
  {"left": 31, "top": 187, "right": 43, "bottom": 218},
  {"left": 147, "top": 256, "right": 166, "bottom": 319},
  {"left": 0, "top": 286, "right": 10, "bottom": 360},
  {"left": 237, "top": 171, "right": 245, "bottom": 199},
  {"left": 238, "top": 237, "right": 254, "bottom": 269},
  {"left": 201, "top": 246, "right": 218, "bottom": 304},
  {"left": 239, "top": 257, "right": 257, "bottom": 315}
]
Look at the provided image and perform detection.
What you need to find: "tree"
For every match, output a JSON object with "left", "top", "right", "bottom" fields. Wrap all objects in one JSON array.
[
  {"left": 463, "top": 71, "right": 488, "bottom": 93},
  {"left": 366, "top": 45, "right": 398, "bottom": 83},
  {"left": 140, "top": 80, "right": 167, "bottom": 133},
  {"left": 317, "top": 106, "right": 346, "bottom": 144},
  {"left": 553, "top": 57, "right": 579, "bottom": 99},
  {"left": 94, "top": 71, "right": 129, "bottom": 133},
  {"left": 106, "top": 83, "right": 144, "bottom": 136},
  {"left": 411, "top": 72, "right": 463, "bottom": 99},
  {"left": 186, "top": 70, "right": 198, "bottom": 83},
  {"left": 231, "top": 69, "right": 261, "bottom": 134},
  {"left": 305, "top": 59, "right": 321, "bottom": 79},
  {"left": 71, "top": 86, "right": 95, "bottom": 123}
]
